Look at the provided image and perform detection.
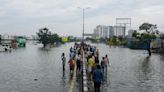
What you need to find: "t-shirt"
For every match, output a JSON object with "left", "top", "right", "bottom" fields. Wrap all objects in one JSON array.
[
  {"left": 69, "top": 59, "right": 75, "bottom": 68},
  {"left": 95, "top": 57, "right": 99, "bottom": 64},
  {"left": 93, "top": 69, "right": 103, "bottom": 83},
  {"left": 101, "top": 60, "right": 105, "bottom": 67},
  {"left": 104, "top": 57, "right": 109, "bottom": 65},
  {"left": 61, "top": 56, "right": 66, "bottom": 65},
  {"left": 76, "top": 55, "right": 81, "bottom": 61},
  {"left": 76, "top": 55, "right": 81, "bottom": 66},
  {"left": 70, "top": 52, "right": 75, "bottom": 59},
  {"left": 88, "top": 58, "right": 94, "bottom": 67}
]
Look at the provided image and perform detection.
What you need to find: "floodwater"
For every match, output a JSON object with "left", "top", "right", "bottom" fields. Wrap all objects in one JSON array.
[
  {"left": 0, "top": 42, "right": 75, "bottom": 92},
  {"left": 0, "top": 42, "right": 164, "bottom": 92},
  {"left": 95, "top": 43, "right": 164, "bottom": 92}
]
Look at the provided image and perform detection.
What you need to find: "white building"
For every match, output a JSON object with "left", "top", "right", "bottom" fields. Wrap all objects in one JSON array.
[
  {"left": 93, "top": 25, "right": 125, "bottom": 38},
  {"left": 113, "top": 26, "right": 126, "bottom": 37},
  {"left": 1, "top": 33, "right": 14, "bottom": 40}
]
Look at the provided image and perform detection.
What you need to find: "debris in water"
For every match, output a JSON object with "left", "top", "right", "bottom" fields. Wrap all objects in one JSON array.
[{"left": 34, "top": 79, "right": 38, "bottom": 81}]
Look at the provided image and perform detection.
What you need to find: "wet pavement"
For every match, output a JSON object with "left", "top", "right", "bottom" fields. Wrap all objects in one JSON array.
[{"left": 0, "top": 42, "right": 164, "bottom": 92}]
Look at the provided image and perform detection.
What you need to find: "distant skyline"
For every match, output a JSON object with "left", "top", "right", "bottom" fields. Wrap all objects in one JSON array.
[{"left": 0, "top": 0, "right": 164, "bottom": 37}]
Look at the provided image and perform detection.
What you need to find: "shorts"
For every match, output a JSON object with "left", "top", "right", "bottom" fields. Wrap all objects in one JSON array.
[{"left": 88, "top": 66, "right": 92, "bottom": 73}]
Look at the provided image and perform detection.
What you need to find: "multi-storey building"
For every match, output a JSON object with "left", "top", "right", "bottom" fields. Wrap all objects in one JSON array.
[
  {"left": 93, "top": 25, "right": 125, "bottom": 38},
  {"left": 113, "top": 26, "right": 126, "bottom": 37}
]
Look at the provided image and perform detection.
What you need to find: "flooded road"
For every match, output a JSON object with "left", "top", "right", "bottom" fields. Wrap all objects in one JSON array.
[
  {"left": 95, "top": 43, "right": 164, "bottom": 92},
  {"left": 0, "top": 42, "right": 164, "bottom": 92},
  {"left": 0, "top": 42, "right": 75, "bottom": 92}
]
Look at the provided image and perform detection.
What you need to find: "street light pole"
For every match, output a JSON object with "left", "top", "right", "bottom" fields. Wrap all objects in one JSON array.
[
  {"left": 83, "top": 8, "right": 84, "bottom": 41},
  {"left": 78, "top": 7, "right": 90, "bottom": 92},
  {"left": 78, "top": 7, "right": 90, "bottom": 41}
]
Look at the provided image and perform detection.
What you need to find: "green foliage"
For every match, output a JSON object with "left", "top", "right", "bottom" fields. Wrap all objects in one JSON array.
[
  {"left": 49, "top": 33, "right": 61, "bottom": 44},
  {"left": 107, "top": 36, "right": 127, "bottom": 46},
  {"left": 135, "top": 23, "right": 158, "bottom": 40},
  {"left": 132, "top": 31, "right": 140, "bottom": 38},
  {"left": 112, "top": 36, "right": 117, "bottom": 44},
  {"left": 139, "top": 23, "right": 152, "bottom": 32},
  {"left": 108, "top": 36, "right": 119, "bottom": 45},
  {"left": 141, "top": 33, "right": 156, "bottom": 40},
  {"left": 118, "top": 36, "right": 123, "bottom": 41},
  {"left": 139, "top": 23, "right": 157, "bottom": 33},
  {"left": 68, "top": 36, "right": 76, "bottom": 42},
  {"left": 85, "top": 37, "right": 98, "bottom": 43},
  {"left": 37, "top": 28, "right": 51, "bottom": 48},
  {"left": 37, "top": 27, "right": 61, "bottom": 48},
  {"left": 122, "top": 40, "right": 128, "bottom": 46},
  {"left": 149, "top": 34, "right": 156, "bottom": 39}
]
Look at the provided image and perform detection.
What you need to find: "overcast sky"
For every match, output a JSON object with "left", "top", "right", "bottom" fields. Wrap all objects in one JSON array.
[{"left": 0, "top": 0, "right": 164, "bottom": 36}]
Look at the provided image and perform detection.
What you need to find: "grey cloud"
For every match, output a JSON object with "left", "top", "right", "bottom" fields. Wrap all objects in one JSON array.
[{"left": 0, "top": 0, "right": 164, "bottom": 36}]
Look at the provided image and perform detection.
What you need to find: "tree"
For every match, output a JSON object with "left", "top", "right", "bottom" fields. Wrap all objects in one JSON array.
[
  {"left": 107, "top": 36, "right": 119, "bottom": 46},
  {"left": 111, "top": 36, "right": 118, "bottom": 45},
  {"left": 49, "top": 33, "right": 61, "bottom": 45},
  {"left": 118, "top": 36, "right": 123, "bottom": 41},
  {"left": 139, "top": 23, "right": 157, "bottom": 34},
  {"left": 37, "top": 28, "right": 51, "bottom": 48},
  {"left": 139, "top": 23, "right": 157, "bottom": 56},
  {"left": 132, "top": 30, "right": 140, "bottom": 38}
]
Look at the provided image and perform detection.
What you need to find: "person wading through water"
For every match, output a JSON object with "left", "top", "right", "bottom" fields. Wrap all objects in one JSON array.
[
  {"left": 61, "top": 53, "right": 66, "bottom": 71},
  {"left": 93, "top": 65, "right": 103, "bottom": 92},
  {"left": 76, "top": 53, "right": 82, "bottom": 73},
  {"left": 104, "top": 54, "right": 109, "bottom": 73},
  {"left": 68, "top": 58, "right": 75, "bottom": 76}
]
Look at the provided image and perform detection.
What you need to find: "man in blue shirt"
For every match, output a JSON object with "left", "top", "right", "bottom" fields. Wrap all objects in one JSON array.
[{"left": 93, "top": 65, "right": 103, "bottom": 92}]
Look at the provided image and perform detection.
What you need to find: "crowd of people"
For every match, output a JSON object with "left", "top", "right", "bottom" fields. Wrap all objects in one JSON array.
[
  {"left": 83, "top": 43, "right": 109, "bottom": 92},
  {"left": 61, "top": 42, "right": 110, "bottom": 92},
  {"left": 61, "top": 43, "right": 83, "bottom": 76}
]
